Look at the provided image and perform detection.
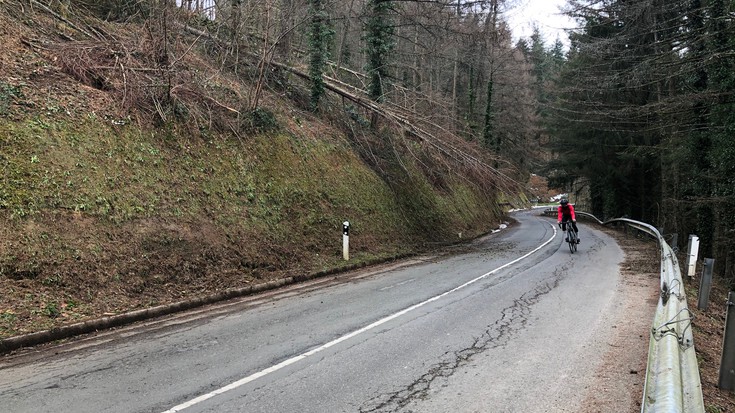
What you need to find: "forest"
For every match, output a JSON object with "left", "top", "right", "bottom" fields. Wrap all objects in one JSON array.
[
  {"left": 2, "top": 0, "right": 733, "bottom": 279},
  {"left": 165, "top": 0, "right": 735, "bottom": 277},
  {"left": 547, "top": 0, "right": 735, "bottom": 279}
]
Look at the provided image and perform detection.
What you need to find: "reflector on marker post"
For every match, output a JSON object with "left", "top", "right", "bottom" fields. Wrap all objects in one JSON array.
[
  {"left": 687, "top": 235, "right": 700, "bottom": 277},
  {"left": 343, "top": 221, "right": 350, "bottom": 261}
]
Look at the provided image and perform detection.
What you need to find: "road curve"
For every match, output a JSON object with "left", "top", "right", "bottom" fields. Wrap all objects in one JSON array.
[{"left": 0, "top": 210, "right": 642, "bottom": 412}]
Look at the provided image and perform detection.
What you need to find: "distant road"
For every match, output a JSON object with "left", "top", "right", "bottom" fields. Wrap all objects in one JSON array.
[{"left": 0, "top": 210, "right": 649, "bottom": 412}]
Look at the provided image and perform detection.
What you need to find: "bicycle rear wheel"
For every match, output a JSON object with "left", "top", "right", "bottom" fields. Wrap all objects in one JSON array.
[{"left": 568, "top": 231, "right": 577, "bottom": 253}]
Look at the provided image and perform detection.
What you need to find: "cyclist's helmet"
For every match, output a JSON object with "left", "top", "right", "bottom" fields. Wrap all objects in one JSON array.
[{"left": 560, "top": 198, "right": 569, "bottom": 206}]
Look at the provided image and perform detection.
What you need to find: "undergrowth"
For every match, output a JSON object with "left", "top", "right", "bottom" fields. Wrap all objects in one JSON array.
[
  {"left": 0, "top": 112, "right": 503, "bottom": 338},
  {"left": 0, "top": 1, "right": 507, "bottom": 339}
]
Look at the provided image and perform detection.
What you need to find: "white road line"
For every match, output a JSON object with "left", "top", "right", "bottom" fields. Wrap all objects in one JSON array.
[{"left": 162, "top": 220, "right": 558, "bottom": 413}]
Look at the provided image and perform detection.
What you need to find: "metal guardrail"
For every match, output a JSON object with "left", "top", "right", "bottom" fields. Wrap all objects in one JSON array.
[
  {"left": 603, "top": 218, "right": 704, "bottom": 413},
  {"left": 541, "top": 207, "right": 704, "bottom": 412}
]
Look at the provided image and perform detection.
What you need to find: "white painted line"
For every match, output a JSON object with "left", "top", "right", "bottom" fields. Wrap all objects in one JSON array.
[{"left": 162, "top": 221, "right": 558, "bottom": 412}]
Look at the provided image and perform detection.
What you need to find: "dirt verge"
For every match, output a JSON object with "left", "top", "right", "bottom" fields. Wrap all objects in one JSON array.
[{"left": 587, "top": 225, "right": 735, "bottom": 412}]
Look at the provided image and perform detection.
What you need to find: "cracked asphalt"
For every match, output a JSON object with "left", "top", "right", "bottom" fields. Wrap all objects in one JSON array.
[
  {"left": 358, "top": 276, "right": 563, "bottom": 413},
  {"left": 0, "top": 210, "right": 651, "bottom": 413}
]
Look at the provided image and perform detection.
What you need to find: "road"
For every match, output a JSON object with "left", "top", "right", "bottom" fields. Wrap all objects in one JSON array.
[{"left": 0, "top": 209, "right": 652, "bottom": 412}]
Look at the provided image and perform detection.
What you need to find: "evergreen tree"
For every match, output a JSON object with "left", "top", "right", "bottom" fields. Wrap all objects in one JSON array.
[
  {"left": 548, "top": 1, "right": 665, "bottom": 220},
  {"left": 482, "top": 77, "right": 497, "bottom": 152},
  {"left": 364, "top": 0, "right": 394, "bottom": 102},
  {"left": 547, "top": 0, "right": 734, "bottom": 273},
  {"left": 308, "top": 0, "right": 331, "bottom": 110},
  {"left": 708, "top": 0, "right": 735, "bottom": 276}
]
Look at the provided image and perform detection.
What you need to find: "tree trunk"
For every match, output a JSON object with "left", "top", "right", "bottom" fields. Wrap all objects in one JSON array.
[
  {"left": 250, "top": 0, "right": 272, "bottom": 110},
  {"left": 276, "top": 0, "right": 293, "bottom": 62}
]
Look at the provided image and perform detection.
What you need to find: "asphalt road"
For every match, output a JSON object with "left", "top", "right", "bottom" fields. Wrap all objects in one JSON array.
[{"left": 0, "top": 209, "right": 637, "bottom": 413}]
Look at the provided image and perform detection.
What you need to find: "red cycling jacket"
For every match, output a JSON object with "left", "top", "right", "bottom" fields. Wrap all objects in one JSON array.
[{"left": 557, "top": 203, "right": 576, "bottom": 222}]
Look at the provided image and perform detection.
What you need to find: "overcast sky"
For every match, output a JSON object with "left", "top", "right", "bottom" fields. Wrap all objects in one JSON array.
[{"left": 503, "top": 0, "right": 576, "bottom": 47}]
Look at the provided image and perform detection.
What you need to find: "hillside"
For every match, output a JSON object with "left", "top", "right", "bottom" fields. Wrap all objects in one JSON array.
[{"left": 0, "top": 2, "right": 521, "bottom": 339}]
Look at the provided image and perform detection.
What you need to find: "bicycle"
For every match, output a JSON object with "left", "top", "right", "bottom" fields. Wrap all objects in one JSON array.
[{"left": 559, "top": 222, "right": 578, "bottom": 253}]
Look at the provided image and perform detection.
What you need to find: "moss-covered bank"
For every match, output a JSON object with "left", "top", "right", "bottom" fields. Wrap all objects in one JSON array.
[{"left": 0, "top": 115, "right": 503, "bottom": 338}]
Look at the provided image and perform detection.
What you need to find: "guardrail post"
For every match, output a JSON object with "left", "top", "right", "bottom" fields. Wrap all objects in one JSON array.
[
  {"left": 698, "top": 258, "right": 715, "bottom": 310},
  {"left": 719, "top": 291, "right": 735, "bottom": 390},
  {"left": 671, "top": 233, "right": 678, "bottom": 252},
  {"left": 687, "top": 235, "right": 700, "bottom": 278}
]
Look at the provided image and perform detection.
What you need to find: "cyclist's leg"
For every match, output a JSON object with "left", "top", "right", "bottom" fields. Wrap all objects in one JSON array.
[{"left": 572, "top": 221, "right": 580, "bottom": 243}]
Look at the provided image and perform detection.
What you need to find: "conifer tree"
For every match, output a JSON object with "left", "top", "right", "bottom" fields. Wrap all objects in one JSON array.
[
  {"left": 307, "top": 0, "right": 331, "bottom": 110},
  {"left": 482, "top": 77, "right": 496, "bottom": 151},
  {"left": 364, "top": 0, "right": 394, "bottom": 102},
  {"left": 708, "top": 0, "right": 735, "bottom": 276}
]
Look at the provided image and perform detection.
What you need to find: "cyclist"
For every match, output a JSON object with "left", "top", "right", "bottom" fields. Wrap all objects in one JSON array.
[{"left": 557, "top": 198, "right": 580, "bottom": 244}]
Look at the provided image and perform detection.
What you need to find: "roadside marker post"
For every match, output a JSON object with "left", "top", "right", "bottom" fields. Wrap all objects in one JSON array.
[
  {"left": 342, "top": 221, "right": 349, "bottom": 261},
  {"left": 687, "top": 235, "right": 700, "bottom": 278}
]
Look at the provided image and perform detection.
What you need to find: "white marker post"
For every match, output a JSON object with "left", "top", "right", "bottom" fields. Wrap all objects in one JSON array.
[
  {"left": 687, "top": 235, "right": 700, "bottom": 277},
  {"left": 342, "top": 221, "right": 350, "bottom": 261}
]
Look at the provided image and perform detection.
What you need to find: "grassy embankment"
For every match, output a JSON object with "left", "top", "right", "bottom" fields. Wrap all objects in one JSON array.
[{"left": 0, "top": 111, "right": 503, "bottom": 338}]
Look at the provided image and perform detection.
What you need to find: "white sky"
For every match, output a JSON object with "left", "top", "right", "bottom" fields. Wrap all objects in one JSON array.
[
  {"left": 175, "top": 0, "right": 576, "bottom": 49},
  {"left": 504, "top": 0, "right": 576, "bottom": 47}
]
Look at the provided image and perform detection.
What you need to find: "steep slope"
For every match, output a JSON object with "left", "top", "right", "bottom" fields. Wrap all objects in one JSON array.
[{"left": 0, "top": 2, "right": 512, "bottom": 339}]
